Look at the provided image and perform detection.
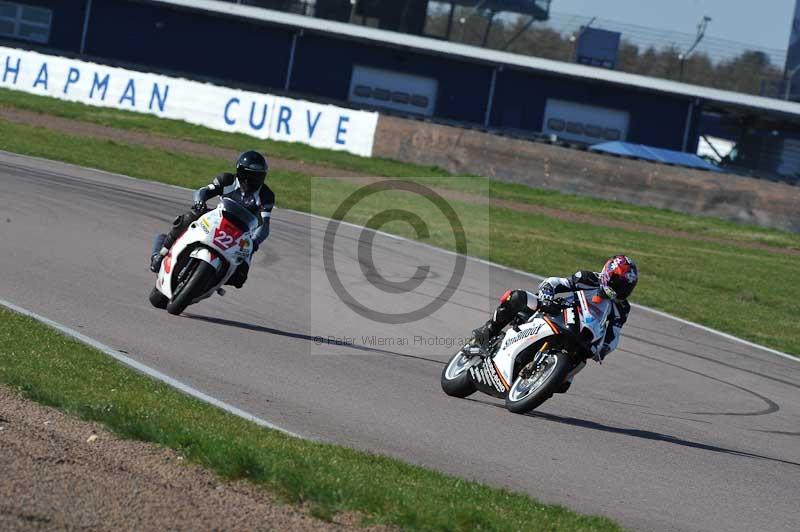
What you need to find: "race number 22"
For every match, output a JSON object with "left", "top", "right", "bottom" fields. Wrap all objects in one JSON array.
[
  {"left": 213, "top": 217, "right": 243, "bottom": 250},
  {"left": 213, "top": 230, "right": 235, "bottom": 249}
]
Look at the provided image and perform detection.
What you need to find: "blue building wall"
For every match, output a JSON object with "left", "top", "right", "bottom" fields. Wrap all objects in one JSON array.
[
  {"left": 291, "top": 33, "right": 494, "bottom": 124},
  {"left": 491, "top": 68, "right": 691, "bottom": 150},
  {"left": 13, "top": 0, "right": 700, "bottom": 151},
  {"left": 0, "top": 0, "right": 85, "bottom": 54},
  {"left": 85, "top": 0, "right": 294, "bottom": 90}
]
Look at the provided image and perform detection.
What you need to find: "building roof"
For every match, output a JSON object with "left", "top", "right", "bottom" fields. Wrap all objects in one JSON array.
[
  {"left": 448, "top": 0, "right": 551, "bottom": 18},
  {"left": 153, "top": 0, "right": 800, "bottom": 119}
]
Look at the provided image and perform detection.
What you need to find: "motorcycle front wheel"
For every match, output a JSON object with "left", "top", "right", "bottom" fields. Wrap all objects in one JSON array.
[
  {"left": 441, "top": 349, "right": 478, "bottom": 398},
  {"left": 148, "top": 286, "right": 168, "bottom": 309},
  {"left": 167, "top": 259, "right": 216, "bottom": 315},
  {"left": 505, "top": 350, "right": 570, "bottom": 414}
]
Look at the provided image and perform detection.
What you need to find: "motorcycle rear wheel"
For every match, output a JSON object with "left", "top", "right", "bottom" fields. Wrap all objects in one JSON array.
[
  {"left": 167, "top": 259, "right": 215, "bottom": 315},
  {"left": 505, "top": 351, "right": 570, "bottom": 414},
  {"left": 441, "top": 350, "right": 478, "bottom": 398}
]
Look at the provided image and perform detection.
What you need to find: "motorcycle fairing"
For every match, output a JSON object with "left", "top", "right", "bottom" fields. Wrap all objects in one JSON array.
[
  {"left": 469, "top": 358, "right": 510, "bottom": 397},
  {"left": 490, "top": 316, "right": 559, "bottom": 392},
  {"left": 574, "top": 289, "right": 612, "bottom": 344},
  {"left": 490, "top": 289, "right": 612, "bottom": 388},
  {"left": 156, "top": 207, "right": 252, "bottom": 301}
]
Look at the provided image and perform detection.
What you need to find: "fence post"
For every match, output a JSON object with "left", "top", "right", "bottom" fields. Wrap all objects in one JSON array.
[
  {"left": 80, "top": 0, "right": 93, "bottom": 55},
  {"left": 484, "top": 66, "right": 498, "bottom": 128}
]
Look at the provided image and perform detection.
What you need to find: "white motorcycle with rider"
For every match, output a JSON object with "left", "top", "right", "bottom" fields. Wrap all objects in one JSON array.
[
  {"left": 441, "top": 256, "right": 638, "bottom": 413},
  {"left": 148, "top": 151, "right": 274, "bottom": 314}
]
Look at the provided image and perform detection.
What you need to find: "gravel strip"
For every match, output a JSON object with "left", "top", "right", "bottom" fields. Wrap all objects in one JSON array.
[{"left": 0, "top": 385, "right": 378, "bottom": 531}]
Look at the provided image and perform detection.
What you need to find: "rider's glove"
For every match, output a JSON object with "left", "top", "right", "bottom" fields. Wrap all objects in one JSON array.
[
  {"left": 252, "top": 241, "right": 259, "bottom": 254},
  {"left": 537, "top": 285, "right": 555, "bottom": 311},
  {"left": 191, "top": 201, "right": 207, "bottom": 214}
]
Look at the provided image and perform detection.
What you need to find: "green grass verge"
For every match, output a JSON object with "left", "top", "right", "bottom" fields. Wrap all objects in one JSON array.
[
  {"left": 3, "top": 87, "right": 798, "bottom": 250},
  {"left": 414, "top": 176, "right": 800, "bottom": 250},
  {"left": 0, "top": 307, "right": 622, "bottom": 531},
  {"left": 0, "top": 88, "right": 449, "bottom": 179},
  {"left": 0, "top": 118, "right": 796, "bottom": 356}
]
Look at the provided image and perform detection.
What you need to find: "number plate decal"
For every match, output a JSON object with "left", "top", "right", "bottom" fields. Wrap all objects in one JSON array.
[{"left": 213, "top": 217, "right": 244, "bottom": 250}]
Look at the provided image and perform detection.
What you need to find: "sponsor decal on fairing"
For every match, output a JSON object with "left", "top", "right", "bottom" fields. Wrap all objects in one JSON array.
[
  {"left": 502, "top": 323, "right": 543, "bottom": 349},
  {"left": 470, "top": 361, "right": 507, "bottom": 393}
]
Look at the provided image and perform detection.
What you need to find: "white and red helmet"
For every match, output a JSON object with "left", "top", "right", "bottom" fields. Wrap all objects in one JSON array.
[{"left": 600, "top": 255, "right": 638, "bottom": 299}]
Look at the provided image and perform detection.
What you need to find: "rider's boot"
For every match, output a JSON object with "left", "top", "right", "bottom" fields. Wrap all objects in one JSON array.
[
  {"left": 150, "top": 234, "right": 167, "bottom": 273},
  {"left": 150, "top": 212, "right": 196, "bottom": 273},
  {"left": 472, "top": 320, "right": 500, "bottom": 348},
  {"left": 225, "top": 262, "right": 250, "bottom": 289},
  {"left": 150, "top": 248, "right": 168, "bottom": 273}
]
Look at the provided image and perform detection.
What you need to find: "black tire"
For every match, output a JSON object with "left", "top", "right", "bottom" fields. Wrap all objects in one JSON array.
[
  {"left": 148, "top": 287, "right": 168, "bottom": 309},
  {"left": 505, "top": 351, "right": 571, "bottom": 414},
  {"left": 441, "top": 350, "right": 478, "bottom": 398},
  {"left": 166, "top": 260, "right": 215, "bottom": 315}
]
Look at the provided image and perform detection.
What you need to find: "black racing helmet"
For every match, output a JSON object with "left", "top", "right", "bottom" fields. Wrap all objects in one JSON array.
[{"left": 235, "top": 150, "right": 268, "bottom": 194}]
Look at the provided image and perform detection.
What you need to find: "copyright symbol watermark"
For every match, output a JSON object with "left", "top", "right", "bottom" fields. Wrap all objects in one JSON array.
[{"left": 322, "top": 180, "right": 467, "bottom": 324}]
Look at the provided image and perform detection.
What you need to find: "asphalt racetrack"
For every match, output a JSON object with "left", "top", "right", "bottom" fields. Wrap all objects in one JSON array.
[{"left": 1, "top": 151, "right": 798, "bottom": 532}]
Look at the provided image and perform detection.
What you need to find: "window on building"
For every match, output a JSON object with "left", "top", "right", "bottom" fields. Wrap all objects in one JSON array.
[
  {"left": 354, "top": 85, "right": 372, "bottom": 98},
  {"left": 585, "top": 124, "right": 603, "bottom": 138},
  {"left": 547, "top": 118, "right": 566, "bottom": 132},
  {"left": 391, "top": 91, "right": 410, "bottom": 105},
  {"left": 0, "top": 2, "right": 52, "bottom": 44},
  {"left": 373, "top": 88, "right": 391, "bottom": 101},
  {"left": 566, "top": 122, "right": 585, "bottom": 135},
  {"left": 410, "top": 95, "right": 429, "bottom": 109}
]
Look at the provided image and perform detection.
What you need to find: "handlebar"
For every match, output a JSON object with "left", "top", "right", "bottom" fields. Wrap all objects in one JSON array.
[
  {"left": 509, "top": 295, "right": 570, "bottom": 329},
  {"left": 538, "top": 295, "right": 572, "bottom": 315}
]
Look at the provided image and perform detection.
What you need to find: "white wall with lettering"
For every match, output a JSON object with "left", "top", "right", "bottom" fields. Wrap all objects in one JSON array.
[{"left": 0, "top": 46, "right": 379, "bottom": 157}]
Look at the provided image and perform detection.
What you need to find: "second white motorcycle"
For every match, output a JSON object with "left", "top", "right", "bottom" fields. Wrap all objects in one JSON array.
[{"left": 441, "top": 290, "right": 610, "bottom": 414}]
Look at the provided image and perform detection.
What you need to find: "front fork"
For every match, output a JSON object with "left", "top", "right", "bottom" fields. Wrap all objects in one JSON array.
[
  {"left": 532, "top": 341, "right": 551, "bottom": 367},
  {"left": 520, "top": 341, "right": 555, "bottom": 380}
]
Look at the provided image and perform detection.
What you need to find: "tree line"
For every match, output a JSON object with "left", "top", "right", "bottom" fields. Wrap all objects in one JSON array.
[{"left": 424, "top": 12, "right": 784, "bottom": 96}]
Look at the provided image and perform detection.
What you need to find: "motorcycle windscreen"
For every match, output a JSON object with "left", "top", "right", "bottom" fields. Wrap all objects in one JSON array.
[
  {"left": 220, "top": 198, "right": 260, "bottom": 233},
  {"left": 575, "top": 289, "right": 612, "bottom": 344}
]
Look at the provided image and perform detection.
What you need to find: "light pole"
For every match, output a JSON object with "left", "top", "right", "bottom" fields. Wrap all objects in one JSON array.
[
  {"left": 457, "top": 0, "right": 488, "bottom": 43},
  {"left": 679, "top": 15, "right": 711, "bottom": 81},
  {"left": 349, "top": 0, "right": 357, "bottom": 23},
  {"left": 569, "top": 16, "right": 596, "bottom": 62}
]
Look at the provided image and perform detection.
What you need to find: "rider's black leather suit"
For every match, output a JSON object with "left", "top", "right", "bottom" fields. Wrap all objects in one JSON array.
[{"left": 487, "top": 271, "right": 631, "bottom": 359}]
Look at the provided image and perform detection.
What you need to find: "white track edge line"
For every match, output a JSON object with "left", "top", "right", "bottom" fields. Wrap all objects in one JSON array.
[
  {"left": 0, "top": 298, "right": 307, "bottom": 440},
  {"left": 2, "top": 150, "right": 796, "bottom": 363}
]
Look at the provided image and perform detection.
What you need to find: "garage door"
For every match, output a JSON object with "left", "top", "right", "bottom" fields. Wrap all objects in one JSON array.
[{"left": 543, "top": 99, "right": 629, "bottom": 144}]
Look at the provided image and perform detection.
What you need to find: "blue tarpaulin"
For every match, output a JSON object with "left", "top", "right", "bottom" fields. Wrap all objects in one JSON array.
[{"left": 590, "top": 142, "right": 721, "bottom": 172}]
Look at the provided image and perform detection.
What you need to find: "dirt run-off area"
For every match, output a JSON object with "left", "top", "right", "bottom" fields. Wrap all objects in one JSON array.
[
  {"left": 0, "top": 385, "right": 381, "bottom": 531},
  {"left": 1, "top": 107, "right": 797, "bottom": 256}
]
